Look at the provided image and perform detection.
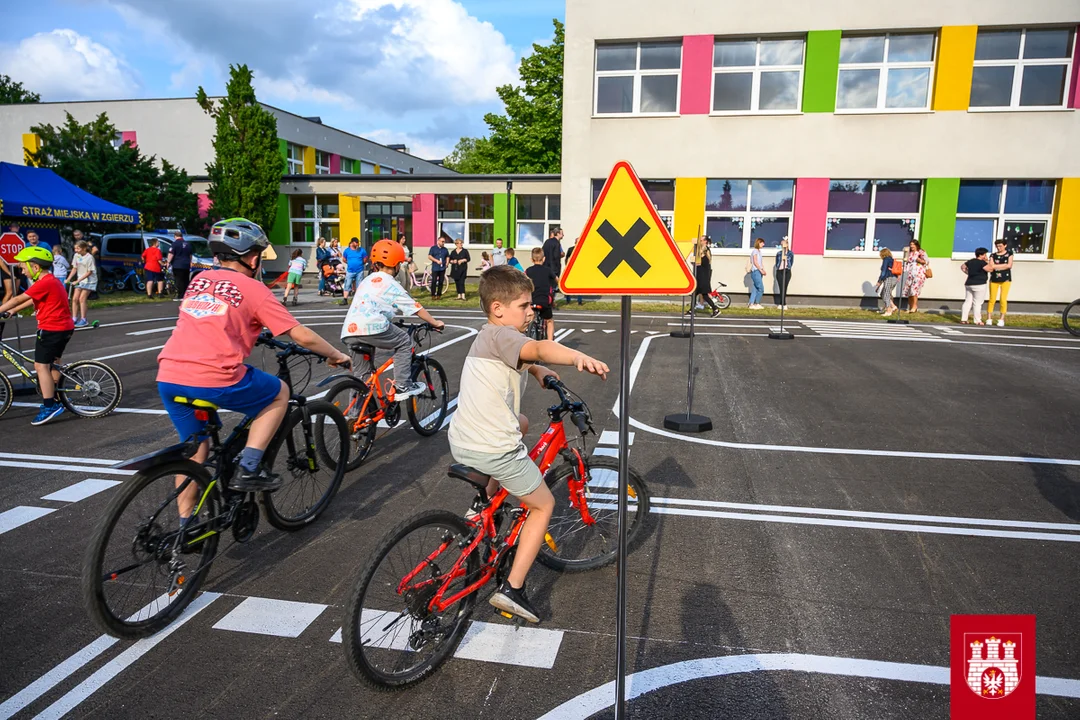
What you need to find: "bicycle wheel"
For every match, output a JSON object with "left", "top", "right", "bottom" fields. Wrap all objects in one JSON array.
[
  {"left": 343, "top": 510, "right": 479, "bottom": 689},
  {"left": 326, "top": 377, "right": 378, "bottom": 472},
  {"left": 406, "top": 357, "right": 448, "bottom": 436},
  {"left": 537, "top": 455, "right": 651, "bottom": 572},
  {"left": 263, "top": 400, "right": 348, "bottom": 531},
  {"left": 57, "top": 360, "right": 123, "bottom": 417},
  {"left": 0, "top": 372, "right": 12, "bottom": 418},
  {"left": 1063, "top": 300, "right": 1080, "bottom": 337},
  {"left": 715, "top": 293, "right": 731, "bottom": 310},
  {"left": 82, "top": 460, "right": 219, "bottom": 639},
  {"left": 96, "top": 274, "right": 116, "bottom": 295}
]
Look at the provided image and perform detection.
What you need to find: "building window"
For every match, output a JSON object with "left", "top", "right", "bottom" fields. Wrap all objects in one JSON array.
[
  {"left": 289, "top": 194, "right": 339, "bottom": 245},
  {"left": 836, "top": 33, "right": 935, "bottom": 111},
  {"left": 438, "top": 194, "right": 494, "bottom": 246},
  {"left": 516, "top": 194, "right": 561, "bottom": 248},
  {"left": 360, "top": 161, "right": 377, "bottom": 174},
  {"left": 591, "top": 179, "right": 675, "bottom": 232},
  {"left": 712, "top": 37, "right": 804, "bottom": 113},
  {"left": 953, "top": 179, "right": 1055, "bottom": 256},
  {"left": 704, "top": 179, "right": 795, "bottom": 250},
  {"left": 314, "top": 150, "right": 331, "bottom": 175},
  {"left": 970, "top": 28, "right": 1075, "bottom": 109},
  {"left": 594, "top": 41, "right": 681, "bottom": 115},
  {"left": 340, "top": 157, "right": 353, "bottom": 175},
  {"left": 286, "top": 143, "right": 304, "bottom": 174},
  {"left": 825, "top": 180, "right": 922, "bottom": 253}
]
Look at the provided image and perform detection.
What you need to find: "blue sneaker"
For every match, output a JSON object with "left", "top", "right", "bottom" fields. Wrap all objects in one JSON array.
[{"left": 31, "top": 404, "right": 65, "bottom": 426}]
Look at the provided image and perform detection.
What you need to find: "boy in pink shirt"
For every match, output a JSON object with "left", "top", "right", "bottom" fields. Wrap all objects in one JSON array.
[{"left": 157, "top": 218, "right": 350, "bottom": 505}]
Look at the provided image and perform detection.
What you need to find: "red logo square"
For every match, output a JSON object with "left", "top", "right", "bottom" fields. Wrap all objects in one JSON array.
[{"left": 951, "top": 614, "right": 1035, "bottom": 719}]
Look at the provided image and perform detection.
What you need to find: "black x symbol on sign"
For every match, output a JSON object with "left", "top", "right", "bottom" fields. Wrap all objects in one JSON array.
[{"left": 597, "top": 219, "right": 651, "bottom": 278}]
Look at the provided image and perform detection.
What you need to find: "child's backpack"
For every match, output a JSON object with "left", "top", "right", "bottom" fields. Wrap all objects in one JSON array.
[{"left": 891, "top": 259, "right": 903, "bottom": 276}]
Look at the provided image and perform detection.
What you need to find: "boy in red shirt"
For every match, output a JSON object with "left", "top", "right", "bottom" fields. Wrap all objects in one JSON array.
[
  {"left": 0, "top": 246, "right": 76, "bottom": 425},
  {"left": 141, "top": 237, "right": 165, "bottom": 299}
]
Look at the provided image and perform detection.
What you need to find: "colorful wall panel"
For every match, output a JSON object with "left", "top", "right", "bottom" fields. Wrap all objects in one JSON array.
[
  {"left": 339, "top": 194, "right": 361, "bottom": 242},
  {"left": 120, "top": 131, "right": 138, "bottom": 148},
  {"left": 329, "top": 154, "right": 341, "bottom": 174},
  {"left": 268, "top": 194, "right": 290, "bottom": 246},
  {"left": 802, "top": 31, "right": 841, "bottom": 113},
  {"left": 412, "top": 193, "right": 436, "bottom": 250},
  {"left": 1050, "top": 178, "right": 1080, "bottom": 259},
  {"left": 673, "top": 177, "right": 706, "bottom": 255},
  {"left": 493, "top": 193, "right": 515, "bottom": 247},
  {"left": 197, "top": 193, "right": 212, "bottom": 219},
  {"left": 791, "top": 178, "right": 828, "bottom": 255},
  {"left": 932, "top": 26, "right": 977, "bottom": 111},
  {"left": 22, "top": 133, "right": 40, "bottom": 165},
  {"left": 302, "top": 146, "right": 315, "bottom": 175},
  {"left": 680, "top": 35, "right": 713, "bottom": 115},
  {"left": 919, "top": 178, "right": 960, "bottom": 258}
]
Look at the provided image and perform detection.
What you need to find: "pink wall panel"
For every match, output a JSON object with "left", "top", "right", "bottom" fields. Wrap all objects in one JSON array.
[
  {"left": 197, "top": 193, "right": 212, "bottom": 218},
  {"left": 791, "top": 178, "right": 829, "bottom": 256},
  {"left": 680, "top": 35, "right": 713, "bottom": 115},
  {"left": 1070, "top": 26, "right": 1080, "bottom": 108},
  {"left": 329, "top": 154, "right": 341, "bottom": 174},
  {"left": 120, "top": 131, "right": 137, "bottom": 148},
  {"left": 412, "top": 193, "right": 436, "bottom": 250}
]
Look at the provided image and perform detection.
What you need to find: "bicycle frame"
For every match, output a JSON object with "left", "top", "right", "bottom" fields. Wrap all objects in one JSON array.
[{"left": 1, "top": 337, "right": 74, "bottom": 388}]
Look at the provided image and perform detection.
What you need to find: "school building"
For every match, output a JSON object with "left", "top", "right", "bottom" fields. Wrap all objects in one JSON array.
[{"left": 2, "top": 0, "right": 1079, "bottom": 304}]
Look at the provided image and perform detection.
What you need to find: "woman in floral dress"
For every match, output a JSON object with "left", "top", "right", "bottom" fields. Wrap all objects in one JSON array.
[{"left": 902, "top": 239, "right": 930, "bottom": 313}]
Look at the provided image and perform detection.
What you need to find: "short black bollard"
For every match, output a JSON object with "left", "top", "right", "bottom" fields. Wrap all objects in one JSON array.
[{"left": 663, "top": 294, "right": 712, "bottom": 433}]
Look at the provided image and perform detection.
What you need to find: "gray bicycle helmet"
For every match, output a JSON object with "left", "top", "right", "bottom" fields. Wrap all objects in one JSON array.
[{"left": 208, "top": 217, "right": 269, "bottom": 257}]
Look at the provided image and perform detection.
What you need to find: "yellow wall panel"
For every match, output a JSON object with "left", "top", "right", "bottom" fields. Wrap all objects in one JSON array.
[
  {"left": 302, "top": 146, "right": 315, "bottom": 174},
  {"left": 22, "top": 133, "right": 41, "bottom": 165},
  {"left": 932, "top": 26, "right": 978, "bottom": 111},
  {"left": 339, "top": 195, "right": 361, "bottom": 243},
  {"left": 1050, "top": 178, "right": 1080, "bottom": 260},
  {"left": 673, "top": 177, "right": 706, "bottom": 257}
]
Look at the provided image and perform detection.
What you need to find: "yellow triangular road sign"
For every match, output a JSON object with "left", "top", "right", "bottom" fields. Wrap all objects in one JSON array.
[{"left": 560, "top": 161, "right": 695, "bottom": 296}]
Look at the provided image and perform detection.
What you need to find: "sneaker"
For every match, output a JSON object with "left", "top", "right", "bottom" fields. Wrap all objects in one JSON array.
[
  {"left": 394, "top": 381, "right": 426, "bottom": 400},
  {"left": 31, "top": 404, "right": 65, "bottom": 426},
  {"left": 710, "top": 308, "right": 722, "bottom": 318},
  {"left": 997, "top": 318, "right": 1005, "bottom": 327},
  {"left": 489, "top": 581, "right": 540, "bottom": 623},
  {"left": 173, "top": 297, "right": 182, "bottom": 302},
  {"left": 229, "top": 466, "right": 283, "bottom": 492},
  {"left": 74, "top": 318, "right": 88, "bottom": 328}
]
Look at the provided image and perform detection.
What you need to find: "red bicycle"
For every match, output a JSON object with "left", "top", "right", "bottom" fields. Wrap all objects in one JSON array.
[{"left": 342, "top": 376, "right": 650, "bottom": 688}]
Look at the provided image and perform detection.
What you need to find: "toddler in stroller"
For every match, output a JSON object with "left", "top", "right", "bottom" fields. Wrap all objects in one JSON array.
[{"left": 321, "top": 260, "right": 345, "bottom": 296}]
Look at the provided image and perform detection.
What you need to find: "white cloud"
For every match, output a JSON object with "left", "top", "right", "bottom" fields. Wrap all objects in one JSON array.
[
  {"left": 360, "top": 128, "right": 454, "bottom": 161},
  {"left": 0, "top": 29, "right": 139, "bottom": 100}
]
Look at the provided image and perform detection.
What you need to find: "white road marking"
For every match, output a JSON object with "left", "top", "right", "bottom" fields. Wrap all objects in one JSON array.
[
  {"left": 0, "top": 459, "right": 134, "bottom": 476},
  {"left": 125, "top": 326, "right": 175, "bottom": 336},
  {"left": 10, "top": 401, "right": 168, "bottom": 415},
  {"left": 592, "top": 447, "right": 619, "bottom": 458},
  {"left": 212, "top": 597, "right": 327, "bottom": 638},
  {"left": 41, "top": 479, "right": 123, "bottom": 503},
  {"left": 598, "top": 431, "right": 634, "bottom": 445},
  {"left": 34, "top": 592, "right": 222, "bottom": 720},
  {"left": 603, "top": 330, "right": 615, "bottom": 334},
  {"left": 616, "top": 334, "right": 1080, "bottom": 467},
  {"left": 581, "top": 329, "right": 595, "bottom": 333},
  {"left": 535, "top": 652, "right": 1080, "bottom": 720},
  {"left": 93, "top": 344, "right": 166, "bottom": 361},
  {"left": 454, "top": 621, "right": 564, "bottom": 669},
  {"left": 0, "top": 506, "right": 56, "bottom": 534},
  {"left": 0, "top": 452, "right": 117, "bottom": 466},
  {"left": 0, "top": 636, "right": 118, "bottom": 719}
]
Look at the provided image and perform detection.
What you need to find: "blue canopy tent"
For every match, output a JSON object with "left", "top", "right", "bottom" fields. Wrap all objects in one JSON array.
[{"left": 0, "top": 161, "right": 141, "bottom": 228}]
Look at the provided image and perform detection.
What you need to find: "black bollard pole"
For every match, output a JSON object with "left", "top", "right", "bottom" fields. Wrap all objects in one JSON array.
[
  {"left": 670, "top": 295, "right": 690, "bottom": 338},
  {"left": 768, "top": 250, "right": 794, "bottom": 340},
  {"left": 665, "top": 236, "right": 712, "bottom": 432}
]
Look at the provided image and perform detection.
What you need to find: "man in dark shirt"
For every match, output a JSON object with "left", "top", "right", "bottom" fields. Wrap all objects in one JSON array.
[
  {"left": 166, "top": 231, "right": 194, "bottom": 300},
  {"left": 542, "top": 227, "right": 564, "bottom": 305},
  {"left": 427, "top": 234, "right": 450, "bottom": 299},
  {"left": 524, "top": 247, "right": 556, "bottom": 340}
]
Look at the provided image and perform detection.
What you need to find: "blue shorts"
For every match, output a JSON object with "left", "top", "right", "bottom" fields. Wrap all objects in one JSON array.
[
  {"left": 344, "top": 271, "right": 363, "bottom": 292},
  {"left": 158, "top": 366, "right": 284, "bottom": 442},
  {"left": 145, "top": 270, "right": 163, "bottom": 282}
]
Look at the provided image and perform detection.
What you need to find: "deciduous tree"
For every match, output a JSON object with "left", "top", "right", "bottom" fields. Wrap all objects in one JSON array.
[{"left": 0, "top": 74, "right": 40, "bottom": 104}]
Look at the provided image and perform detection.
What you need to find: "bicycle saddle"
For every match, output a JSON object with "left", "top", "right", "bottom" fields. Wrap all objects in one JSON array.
[
  {"left": 347, "top": 341, "right": 376, "bottom": 356},
  {"left": 448, "top": 464, "right": 491, "bottom": 496}
]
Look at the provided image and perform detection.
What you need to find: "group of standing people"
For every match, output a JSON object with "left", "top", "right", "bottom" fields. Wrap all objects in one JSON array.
[{"left": 427, "top": 235, "right": 523, "bottom": 301}]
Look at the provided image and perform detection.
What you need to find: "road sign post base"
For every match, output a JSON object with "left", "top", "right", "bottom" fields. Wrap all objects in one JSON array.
[
  {"left": 669, "top": 330, "right": 691, "bottom": 338},
  {"left": 767, "top": 330, "right": 794, "bottom": 340},
  {"left": 663, "top": 413, "right": 713, "bottom": 433}
]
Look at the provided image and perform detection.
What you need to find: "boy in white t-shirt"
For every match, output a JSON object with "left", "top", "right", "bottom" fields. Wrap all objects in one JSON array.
[
  {"left": 339, "top": 240, "right": 444, "bottom": 398},
  {"left": 447, "top": 265, "right": 609, "bottom": 623}
]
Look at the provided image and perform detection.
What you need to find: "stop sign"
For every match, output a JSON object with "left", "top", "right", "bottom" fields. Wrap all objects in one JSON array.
[{"left": 0, "top": 232, "right": 25, "bottom": 265}]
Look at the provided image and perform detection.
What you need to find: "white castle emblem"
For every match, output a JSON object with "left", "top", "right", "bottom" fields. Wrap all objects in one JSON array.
[{"left": 965, "top": 635, "right": 1021, "bottom": 699}]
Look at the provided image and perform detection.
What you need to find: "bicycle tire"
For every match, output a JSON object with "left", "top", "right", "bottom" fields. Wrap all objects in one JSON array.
[
  {"left": 715, "top": 293, "right": 731, "bottom": 310},
  {"left": 96, "top": 275, "right": 116, "bottom": 295},
  {"left": 57, "top": 360, "right": 123, "bottom": 417},
  {"left": 326, "top": 377, "right": 378, "bottom": 472},
  {"left": 1063, "top": 300, "right": 1080, "bottom": 337},
  {"left": 537, "top": 455, "right": 650, "bottom": 572},
  {"left": 263, "top": 400, "right": 349, "bottom": 530},
  {"left": 343, "top": 510, "right": 479, "bottom": 689},
  {"left": 406, "top": 357, "right": 449, "bottom": 436},
  {"left": 82, "top": 460, "right": 219, "bottom": 639},
  {"left": 0, "top": 372, "right": 12, "bottom": 418},
  {"left": 527, "top": 316, "right": 544, "bottom": 341}
]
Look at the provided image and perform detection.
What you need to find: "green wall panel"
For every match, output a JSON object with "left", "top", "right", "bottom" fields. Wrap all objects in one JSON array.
[
  {"left": 919, "top": 178, "right": 960, "bottom": 258},
  {"left": 268, "top": 193, "right": 290, "bottom": 246},
  {"left": 493, "top": 193, "right": 516, "bottom": 248},
  {"left": 278, "top": 138, "right": 288, "bottom": 162},
  {"left": 803, "top": 30, "right": 841, "bottom": 113}
]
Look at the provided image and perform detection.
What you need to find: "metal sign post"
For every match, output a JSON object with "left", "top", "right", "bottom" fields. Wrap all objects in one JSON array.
[{"left": 614, "top": 295, "right": 632, "bottom": 719}]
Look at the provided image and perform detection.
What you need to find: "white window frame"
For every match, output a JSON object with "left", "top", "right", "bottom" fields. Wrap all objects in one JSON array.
[
  {"left": 952, "top": 180, "right": 1054, "bottom": 259},
  {"left": 969, "top": 28, "right": 1076, "bottom": 111},
  {"left": 824, "top": 181, "right": 924, "bottom": 256},
  {"left": 836, "top": 33, "right": 937, "bottom": 113},
  {"left": 340, "top": 157, "right": 353, "bottom": 175},
  {"left": 516, "top": 194, "right": 561, "bottom": 249},
  {"left": 314, "top": 150, "right": 331, "bottom": 175},
  {"left": 286, "top": 143, "right": 304, "bottom": 174},
  {"left": 711, "top": 37, "right": 805, "bottom": 115},
  {"left": 437, "top": 194, "right": 495, "bottom": 248},
  {"left": 704, "top": 180, "right": 796, "bottom": 253},
  {"left": 289, "top": 193, "right": 339, "bottom": 247},
  {"left": 594, "top": 41, "right": 682, "bottom": 117}
]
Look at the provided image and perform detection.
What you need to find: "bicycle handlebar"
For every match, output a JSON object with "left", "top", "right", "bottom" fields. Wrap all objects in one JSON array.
[{"left": 257, "top": 329, "right": 349, "bottom": 369}]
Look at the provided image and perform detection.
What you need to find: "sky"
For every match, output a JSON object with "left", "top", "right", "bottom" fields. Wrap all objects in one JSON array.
[{"left": 0, "top": 0, "right": 565, "bottom": 160}]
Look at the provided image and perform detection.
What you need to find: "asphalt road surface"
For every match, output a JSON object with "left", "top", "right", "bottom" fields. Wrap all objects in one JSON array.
[{"left": 2, "top": 298, "right": 1078, "bottom": 719}]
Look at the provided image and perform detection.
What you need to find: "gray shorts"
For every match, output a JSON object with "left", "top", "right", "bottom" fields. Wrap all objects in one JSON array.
[{"left": 450, "top": 443, "right": 543, "bottom": 498}]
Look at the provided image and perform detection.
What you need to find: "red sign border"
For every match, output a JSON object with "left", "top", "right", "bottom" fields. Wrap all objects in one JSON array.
[{"left": 560, "top": 160, "right": 695, "bottom": 296}]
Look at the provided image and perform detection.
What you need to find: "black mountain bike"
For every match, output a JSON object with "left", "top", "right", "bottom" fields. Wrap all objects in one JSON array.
[
  {"left": 82, "top": 332, "right": 350, "bottom": 639},
  {"left": 527, "top": 304, "right": 546, "bottom": 341},
  {"left": 1064, "top": 299, "right": 1080, "bottom": 337}
]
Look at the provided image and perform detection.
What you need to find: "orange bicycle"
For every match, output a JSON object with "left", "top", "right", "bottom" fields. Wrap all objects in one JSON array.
[{"left": 322, "top": 320, "right": 449, "bottom": 471}]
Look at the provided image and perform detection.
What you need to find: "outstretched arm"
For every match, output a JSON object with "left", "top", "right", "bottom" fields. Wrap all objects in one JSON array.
[{"left": 519, "top": 340, "right": 608, "bottom": 379}]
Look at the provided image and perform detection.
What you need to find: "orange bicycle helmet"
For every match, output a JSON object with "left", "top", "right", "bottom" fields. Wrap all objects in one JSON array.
[{"left": 370, "top": 239, "right": 407, "bottom": 268}]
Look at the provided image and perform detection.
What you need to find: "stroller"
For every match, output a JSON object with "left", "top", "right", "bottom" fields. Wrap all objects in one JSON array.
[{"left": 321, "top": 261, "right": 345, "bottom": 296}]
